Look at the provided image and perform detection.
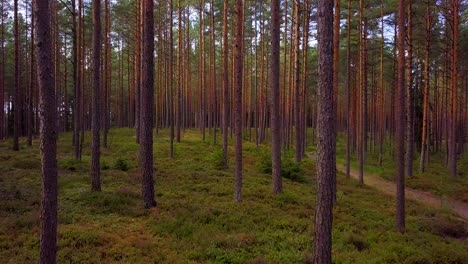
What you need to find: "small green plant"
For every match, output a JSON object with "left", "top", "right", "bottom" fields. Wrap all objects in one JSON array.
[
  {"left": 101, "top": 161, "right": 110, "bottom": 170},
  {"left": 209, "top": 150, "right": 227, "bottom": 170},
  {"left": 257, "top": 150, "right": 305, "bottom": 182},
  {"left": 59, "top": 158, "right": 84, "bottom": 172},
  {"left": 113, "top": 158, "right": 130, "bottom": 171}
]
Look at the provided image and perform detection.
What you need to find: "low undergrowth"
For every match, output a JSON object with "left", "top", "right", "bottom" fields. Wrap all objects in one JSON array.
[{"left": 0, "top": 129, "right": 466, "bottom": 263}]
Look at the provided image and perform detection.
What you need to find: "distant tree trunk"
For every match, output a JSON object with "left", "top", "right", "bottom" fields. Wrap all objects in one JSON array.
[
  {"left": 72, "top": 0, "right": 80, "bottom": 159},
  {"left": 357, "top": 0, "right": 364, "bottom": 184},
  {"left": 293, "top": 0, "right": 302, "bottom": 163},
  {"left": 270, "top": 0, "right": 282, "bottom": 195},
  {"left": 449, "top": 0, "right": 459, "bottom": 177},
  {"left": 135, "top": 0, "right": 141, "bottom": 143},
  {"left": 332, "top": 0, "right": 340, "bottom": 204},
  {"left": 222, "top": 0, "right": 229, "bottom": 168},
  {"left": 210, "top": 0, "right": 217, "bottom": 146},
  {"left": 90, "top": 0, "right": 101, "bottom": 192},
  {"left": 176, "top": 0, "right": 182, "bottom": 143},
  {"left": 169, "top": 0, "right": 175, "bottom": 158},
  {"left": 234, "top": 0, "right": 244, "bottom": 203},
  {"left": 140, "top": 0, "right": 156, "bottom": 209},
  {"left": 345, "top": 0, "right": 351, "bottom": 178},
  {"left": 13, "top": 0, "right": 20, "bottom": 151},
  {"left": 34, "top": 1, "right": 58, "bottom": 263},
  {"left": 420, "top": 0, "right": 432, "bottom": 173},
  {"left": 396, "top": 0, "right": 406, "bottom": 233},
  {"left": 28, "top": 2, "right": 35, "bottom": 147},
  {"left": 199, "top": 0, "right": 206, "bottom": 141},
  {"left": 405, "top": 1, "right": 414, "bottom": 177},
  {"left": 313, "top": 0, "right": 335, "bottom": 262},
  {"left": 103, "top": 0, "right": 110, "bottom": 148},
  {"left": 0, "top": 1, "right": 4, "bottom": 141}
]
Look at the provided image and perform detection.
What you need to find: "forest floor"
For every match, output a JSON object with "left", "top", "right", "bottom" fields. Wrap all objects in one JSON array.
[
  {"left": 0, "top": 129, "right": 467, "bottom": 263},
  {"left": 306, "top": 153, "right": 468, "bottom": 221}
]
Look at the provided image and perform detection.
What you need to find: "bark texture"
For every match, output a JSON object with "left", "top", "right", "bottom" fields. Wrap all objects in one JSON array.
[
  {"left": 313, "top": 0, "right": 335, "bottom": 262},
  {"left": 34, "top": 0, "right": 58, "bottom": 262}
]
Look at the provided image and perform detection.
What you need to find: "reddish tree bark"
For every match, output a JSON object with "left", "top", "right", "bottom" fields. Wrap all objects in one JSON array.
[
  {"left": 90, "top": 0, "right": 101, "bottom": 192},
  {"left": 13, "top": 0, "right": 20, "bottom": 151},
  {"left": 270, "top": 0, "right": 282, "bottom": 195},
  {"left": 34, "top": 0, "right": 58, "bottom": 262},
  {"left": 313, "top": 0, "right": 335, "bottom": 262},
  {"left": 222, "top": 0, "right": 229, "bottom": 168},
  {"left": 396, "top": 0, "right": 406, "bottom": 233},
  {"left": 140, "top": 0, "right": 156, "bottom": 209},
  {"left": 234, "top": 0, "right": 244, "bottom": 203}
]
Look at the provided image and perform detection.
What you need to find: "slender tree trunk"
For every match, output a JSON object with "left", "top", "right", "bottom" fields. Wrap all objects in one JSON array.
[
  {"left": 169, "top": 0, "right": 175, "bottom": 158},
  {"left": 332, "top": 0, "right": 340, "bottom": 204},
  {"left": 176, "top": 0, "right": 182, "bottom": 143},
  {"left": 222, "top": 0, "right": 229, "bottom": 168},
  {"left": 234, "top": 0, "right": 244, "bottom": 203},
  {"left": 345, "top": 0, "right": 351, "bottom": 178},
  {"left": 28, "top": 2, "right": 35, "bottom": 147},
  {"left": 449, "top": 0, "right": 459, "bottom": 177},
  {"left": 90, "top": 0, "right": 101, "bottom": 192},
  {"left": 420, "top": 0, "right": 432, "bottom": 173},
  {"left": 405, "top": 1, "right": 414, "bottom": 177},
  {"left": 34, "top": 1, "right": 58, "bottom": 262},
  {"left": 270, "top": 0, "right": 282, "bottom": 195},
  {"left": 140, "top": 0, "right": 156, "bottom": 209},
  {"left": 13, "top": 0, "right": 20, "bottom": 151},
  {"left": 396, "top": 0, "right": 406, "bottom": 233},
  {"left": 313, "top": 0, "right": 335, "bottom": 262},
  {"left": 0, "top": 1, "right": 4, "bottom": 141},
  {"left": 293, "top": 0, "right": 302, "bottom": 163}
]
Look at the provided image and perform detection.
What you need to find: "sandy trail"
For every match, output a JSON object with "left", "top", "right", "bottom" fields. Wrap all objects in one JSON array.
[{"left": 306, "top": 153, "right": 468, "bottom": 222}]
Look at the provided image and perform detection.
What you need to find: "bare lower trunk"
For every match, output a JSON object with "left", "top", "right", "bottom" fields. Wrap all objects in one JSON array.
[
  {"left": 140, "top": 0, "right": 156, "bottom": 209},
  {"left": 313, "top": 0, "right": 335, "bottom": 263},
  {"left": 270, "top": 0, "right": 282, "bottom": 195},
  {"left": 34, "top": 1, "right": 58, "bottom": 262}
]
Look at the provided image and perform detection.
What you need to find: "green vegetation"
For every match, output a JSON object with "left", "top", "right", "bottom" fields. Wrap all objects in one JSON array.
[
  {"left": 307, "top": 133, "right": 468, "bottom": 203},
  {"left": 0, "top": 129, "right": 466, "bottom": 263}
]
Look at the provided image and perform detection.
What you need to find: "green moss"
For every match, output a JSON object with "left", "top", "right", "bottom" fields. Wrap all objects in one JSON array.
[{"left": 0, "top": 129, "right": 466, "bottom": 263}]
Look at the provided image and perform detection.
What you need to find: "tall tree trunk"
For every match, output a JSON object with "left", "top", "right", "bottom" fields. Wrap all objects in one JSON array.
[
  {"left": 396, "top": 0, "right": 406, "bottom": 233},
  {"left": 176, "top": 0, "right": 182, "bottom": 143},
  {"left": 169, "top": 0, "right": 175, "bottom": 158},
  {"left": 449, "top": 0, "right": 459, "bottom": 177},
  {"left": 313, "top": 0, "right": 335, "bottom": 262},
  {"left": 332, "top": 0, "right": 340, "bottom": 204},
  {"left": 293, "top": 0, "right": 302, "bottom": 163},
  {"left": 405, "top": 1, "right": 414, "bottom": 177},
  {"left": 270, "top": 0, "right": 282, "bottom": 195},
  {"left": 73, "top": 0, "right": 80, "bottom": 159},
  {"left": 13, "top": 0, "right": 20, "bottom": 151},
  {"left": 103, "top": 0, "right": 110, "bottom": 148},
  {"left": 234, "top": 0, "right": 244, "bottom": 203},
  {"left": 140, "top": 0, "right": 156, "bottom": 209},
  {"left": 345, "top": 0, "right": 351, "bottom": 178},
  {"left": 357, "top": 0, "right": 364, "bottom": 184},
  {"left": 90, "top": 0, "right": 101, "bottom": 192},
  {"left": 420, "top": 0, "right": 432, "bottom": 173},
  {"left": 222, "top": 0, "right": 229, "bottom": 168},
  {"left": 28, "top": 2, "right": 35, "bottom": 147},
  {"left": 34, "top": 1, "right": 58, "bottom": 262},
  {"left": 0, "top": 0, "right": 4, "bottom": 141}
]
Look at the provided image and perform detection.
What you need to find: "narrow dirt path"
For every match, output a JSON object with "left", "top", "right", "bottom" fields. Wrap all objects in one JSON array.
[{"left": 306, "top": 153, "right": 468, "bottom": 222}]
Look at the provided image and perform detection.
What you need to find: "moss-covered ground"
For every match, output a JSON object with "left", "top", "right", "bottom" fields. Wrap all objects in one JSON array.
[{"left": 0, "top": 129, "right": 466, "bottom": 263}]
